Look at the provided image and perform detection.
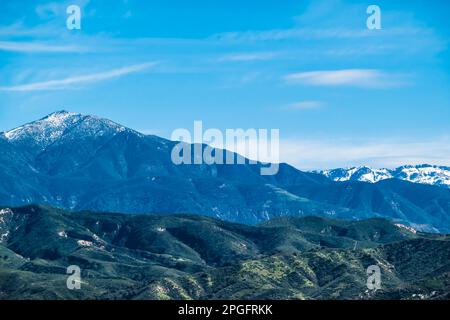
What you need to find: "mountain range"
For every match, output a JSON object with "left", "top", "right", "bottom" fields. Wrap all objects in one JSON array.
[
  {"left": 1, "top": 205, "right": 449, "bottom": 300},
  {"left": 1, "top": 111, "right": 450, "bottom": 233},
  {"left": 317, "top": 165, "right": 450, "bottom": 188}
]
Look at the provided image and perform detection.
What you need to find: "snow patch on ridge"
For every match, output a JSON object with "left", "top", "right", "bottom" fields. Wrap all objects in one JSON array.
[
  {"left": 77, "top": 240, "right": 93, "bottom": 247},
  {"left": 394, "top": 223, "right": 417, "bottom": 234}
]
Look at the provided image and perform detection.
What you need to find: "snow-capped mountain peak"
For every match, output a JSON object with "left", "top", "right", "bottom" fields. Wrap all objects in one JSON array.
[
  {"left": 2, "top": 110, "right": 129, "bottom": 149},
  {"left": 317, "top": 164, "right": 450, "bottom": 188},
  {"left": 320, "top": 166, "right": 392, "bottom": 183},
  {"left": 3, "top": 110, "right": 84, "bottom": 146},
  {"left": 392, "top": 164, "right": 450, "bottom": 187}
]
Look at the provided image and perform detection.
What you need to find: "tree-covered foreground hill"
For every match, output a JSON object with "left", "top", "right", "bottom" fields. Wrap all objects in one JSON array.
[{"left": 0, "top": 205, "right": 449, "bottom": 300}]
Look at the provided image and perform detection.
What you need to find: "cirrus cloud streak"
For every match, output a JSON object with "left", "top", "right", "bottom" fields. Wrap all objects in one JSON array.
[
  {"left": 284, "top": 69, "right": 408, "bottom": 88},
  {"left": 0, "top": 62, "right": 157, "bottom": 92}
]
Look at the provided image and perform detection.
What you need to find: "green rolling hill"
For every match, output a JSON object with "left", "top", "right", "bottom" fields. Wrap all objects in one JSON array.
[{"left": 1, "top": 205, "right": 449, "bottom": 300}]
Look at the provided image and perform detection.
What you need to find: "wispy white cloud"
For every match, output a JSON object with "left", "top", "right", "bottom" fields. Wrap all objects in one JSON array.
[
  {"left": 210, "top": 28, "right": 365, "bottom": 43},
  {"left": 219, "top": 51, "right": 280, "bottom": 62},
  {"left": 284, "top": 69, "right": 408, "bottom": 88},
  {"left": 0, "top": 40, "right": 88, "bottom": 53},
  {"left": 280, "top": 137, "right": 450, "bottom": 170},
  {"left": 0, "top": 62, "right": 157, "bottom": 92},
  {"left": 0, "top": 22, "right": 59, "bottom": 37},
  {"left": 285, "top": 101, "right": 323, "bottom": 110},
  {"left": 209, "top": 27, "right": 436, "bottom": 44}
]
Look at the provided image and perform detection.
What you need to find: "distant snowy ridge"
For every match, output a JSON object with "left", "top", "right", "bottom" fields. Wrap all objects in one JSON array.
[{"left": 316, "top": 165, "right": 450, "bottom": 188}]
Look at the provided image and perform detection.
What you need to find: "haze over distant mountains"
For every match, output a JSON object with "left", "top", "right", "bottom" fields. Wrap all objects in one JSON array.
[{"left": 1, "top": 111, "right": 450, "bottom": 233}]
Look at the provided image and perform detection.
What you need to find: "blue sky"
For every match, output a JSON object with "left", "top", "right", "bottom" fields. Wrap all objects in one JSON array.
[{"left": 0, "top": 0, "right": 449, "bottom": 169}]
